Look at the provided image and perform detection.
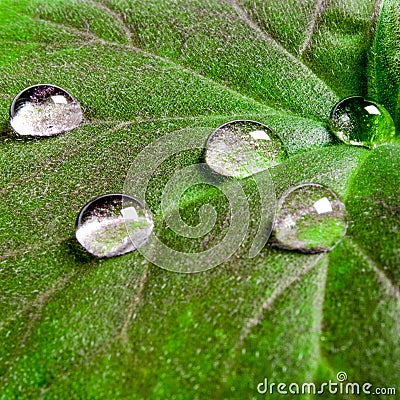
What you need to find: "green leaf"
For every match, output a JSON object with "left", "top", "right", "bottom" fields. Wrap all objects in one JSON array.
[
  {"left": 371, "top": 0, "right": 400, "bottom": 130},
  {"left": 0, "top": 1, "right": 399, "bottom": 399}
]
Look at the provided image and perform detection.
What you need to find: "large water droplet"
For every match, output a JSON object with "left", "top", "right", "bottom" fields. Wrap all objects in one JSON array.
[
  {"left": 76, "top": 194, "right": 153, "bottom": 258},
  {"left": 10, "top": 84, "right": 83, "bottom": 137},
  {"left": 272, "top": 184, "right": 347, "bottom": 253},
  {"left": 205, "top": 120, "right": 287, "bottom": 178},
  {"left": 330, "top": 96, "right": 395, "bottom": 148}
]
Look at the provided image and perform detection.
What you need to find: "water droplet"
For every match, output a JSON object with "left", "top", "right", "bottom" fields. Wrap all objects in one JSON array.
[
  {"left": 330, "top": 96, "right": 395, "bottom": 148},
  {"left": 76, "top": 194, "right": 153, "bottom": 258},
  {"left": 205, "top": 120, "right": 287, "bottom": 178},
  {"left": 272, "top": 184, "right": 347, "bottom": 253},
  {"left": 10, "top": 84, "right": 83, "bottom": 137}
]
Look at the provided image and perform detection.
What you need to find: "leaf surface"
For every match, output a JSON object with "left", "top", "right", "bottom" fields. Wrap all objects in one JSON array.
[{"left": 0, "top": 1, "right": 399, "bottom": 399}]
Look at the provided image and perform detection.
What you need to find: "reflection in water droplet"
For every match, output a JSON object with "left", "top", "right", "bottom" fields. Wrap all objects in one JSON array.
[
  {"left": 205, "top": 120, "right": 287, "bottom": 178},
  {"left": 330, "top": 96, "right": 395, "bottom": 148},
  {"left": 10, "top": 84, "right": 83, "bottom": 137},
  {"left": 76, "top": 194, "right": 153, "bottom": 258},
  {"left": 273, "top": 184, "right": 347, "bottom": 253}
]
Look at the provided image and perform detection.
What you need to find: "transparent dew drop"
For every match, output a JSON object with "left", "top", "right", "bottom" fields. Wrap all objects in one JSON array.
[
  {"left": 330, "top": 96, "right": 395, "bottom": 148},
  {"left": 76, "top": 194, "right": 154, "bottom": 258},
  {"left": 10, "top": 84, "right": 83, "bottom": 137},
  {"left": 272, "top": 184, "right": 347, "bottom": 253},
  {"left": 205, "top": 120, "right": 287, "bottom": 178}
]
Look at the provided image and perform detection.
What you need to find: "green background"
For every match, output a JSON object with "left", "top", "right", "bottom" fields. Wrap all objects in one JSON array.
[{"left": 0, "top": 0, "right": 399, "bottom": 399}]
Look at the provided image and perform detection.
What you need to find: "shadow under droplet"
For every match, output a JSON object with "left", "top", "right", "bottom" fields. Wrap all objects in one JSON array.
[
  {"left": 0, "top": 120, "right": 14, "bottom": 141},
  {"left": 197, "top": 156, "right": 230, "bottom": 185},
  {"left": 61, "top": 237, "right": 95, "bottom": 264}
]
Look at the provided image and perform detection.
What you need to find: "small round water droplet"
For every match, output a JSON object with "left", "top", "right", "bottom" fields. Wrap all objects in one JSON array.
[
  {"left": 330, "top": 96, "right": 395, "bottom": 148},
  {"left": 205, "top": 120, "right": 287, "bottom": 178},
  {"left": 76, "top": 194, "right": 153, "bottom": 258},
  {"left": 273, "top": 184, "right": 347, "bottom": 253},
  {"left": 10, "top": 84, "right": 83, "bottom": 137}
]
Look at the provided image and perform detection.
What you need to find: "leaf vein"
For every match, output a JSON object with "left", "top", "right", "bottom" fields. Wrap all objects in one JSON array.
[
  {"left": 299, "top": 0, "right": 327, "bottom": 57},
  {"left": 32, "top": 17, "right": 271, "bottom": 112},
  {"left": 36, "top": 267, "right": 152, "bottom": 392},
  {"left": 86, "top": 0, "right": 133, "bottom": 45},
  {"left": 0, "top": 266, "right": 74, "bottom": 333},
  {"left": 0, "top": 113, "right": 273, "bottom": 205},
  {"left": 221, "top": 253, "right": 326, "bottom": 380},
  {"left": 347, "top": 238, "right": 400, "bottom": 303},
  {"left": 116, "top": 267, "right": 149, "bottom": 342},
  {"left": 223, "top": 0, "right": 337, "bottom": 98},
  {"left": 0, "top": 273, "right": 76, "bottom": 387}
]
